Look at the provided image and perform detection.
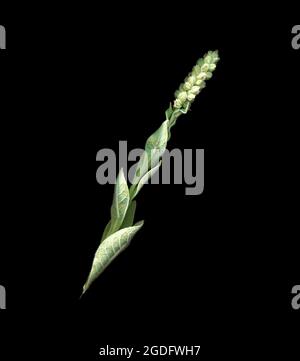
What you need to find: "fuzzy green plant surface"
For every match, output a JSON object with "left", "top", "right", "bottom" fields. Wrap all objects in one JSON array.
[{"left": 83, "top": 51, "right": 220, "bottom": 295}]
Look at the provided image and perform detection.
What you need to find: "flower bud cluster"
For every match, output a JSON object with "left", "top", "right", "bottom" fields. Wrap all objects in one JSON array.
[{"left": 174, "top": 51, "right": 219, "bottom": 109}]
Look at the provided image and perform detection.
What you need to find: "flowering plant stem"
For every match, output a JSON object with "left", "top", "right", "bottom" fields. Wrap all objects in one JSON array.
[{"left": 82, "top": 51, "right": 220, "bottom": 295}]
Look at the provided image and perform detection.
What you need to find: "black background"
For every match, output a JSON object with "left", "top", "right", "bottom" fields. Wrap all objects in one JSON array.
[{"left": 0, "top": 5, "right": 299, "bottom": 359}]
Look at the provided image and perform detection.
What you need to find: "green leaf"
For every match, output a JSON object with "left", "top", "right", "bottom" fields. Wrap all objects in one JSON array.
[
  {"left": 83, "top": 221, "right": 144, "bottom": 294},
  {"left": 131, "top": 161, "right": 162, "bottom": 200},
  {"left": 100, "top": 220, "right": 112, "bottom": 243},
  {"left": 110, "top": 169, "right": 130, "bottom": 234},
  {"left": 121, "top": 201, "right": 137, "bottom": 228},
  {"left": 145, "top": 119, "right": 169, "bottom": 154},
  {"left": 145, "top": 119, "right": 168, "bottom": 172},
  {"left": 131, "top": 151, "right": 150, "bottom": 186},
  {"left": 132, "top": 120, "right": 169, "bottom": 187},
  {"left": 165, "top": 103, "right": 173, "bottom": 121}
]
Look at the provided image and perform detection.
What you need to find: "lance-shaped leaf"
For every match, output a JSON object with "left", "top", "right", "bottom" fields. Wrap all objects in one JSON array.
[
  {"left": 83, "top": 221, "right": 144, "bottom": 294},
  {"left": 130, "top": 161, "right": 162, "bottom": 200},
  {"left": 121, "top": 200, "right": 137, "bottom": 228},
  {"left": 145, "top": 119, "right": 169, "bottom": 168},
  {"left": 131, "top": 150, "right": 150, "bottom": 186},
  {"left": 110, "top": 168, "right": 130, "bottom": 234},
  {"left": 165, "top": 103, "right": 174, "bottom": 140},
  {"left": 100, "top": 220, "right": 112, "bottom": 243},
  {"left": 132, "top": 120, "right": 169, "bottom": 187},
  {"left": 146, "top": 119, "right": 169, "bottom": 150}
]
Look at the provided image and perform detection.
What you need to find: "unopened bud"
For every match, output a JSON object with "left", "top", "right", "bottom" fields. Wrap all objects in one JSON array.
[
  {"left": 190, "top": 86, "right": 200, "bottom": 94},
  {"left": 197, "top": 72, "right": 207, "bottom": 81},
  {"left": 178, "top": 91, "right": 188, "bottom": 102},
  {"left": 205, "top": 71, "right": 213, "bottom": 79},
  {"left": 187, "top": 93, "right": 196, "bottom": 101},
  {"left": 187, "top": 75, "right": 196, "bottom": 85},
  {"left": 183, "top": 81, "right": 192, "bottom": 91},
  {"left": 201, "top": 63, "right": 210, "bottom": 72},
  {"left": 174, "top": 99, "right": 183, "bottom": 108}
]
